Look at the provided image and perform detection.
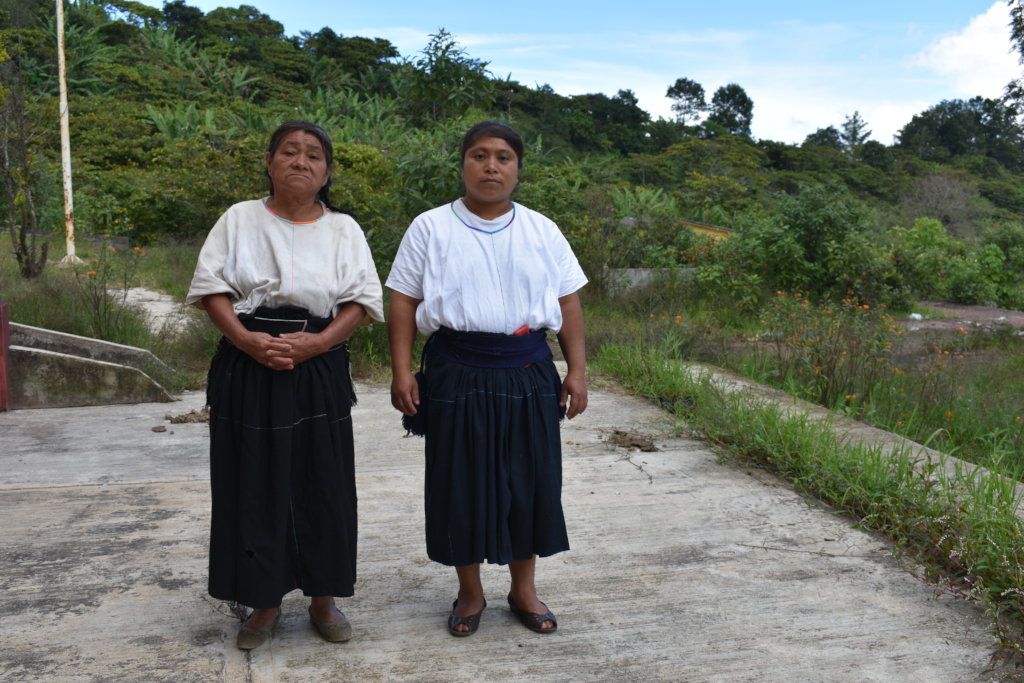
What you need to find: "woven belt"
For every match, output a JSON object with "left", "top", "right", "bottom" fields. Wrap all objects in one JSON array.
[{"left": 241, "top": 316, "right": 310, "bottom": 336}]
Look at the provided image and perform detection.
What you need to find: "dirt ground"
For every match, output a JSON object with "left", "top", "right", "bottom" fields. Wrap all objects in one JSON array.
[{"left": 908, "top": 301, "right": 1024, "bottom": 332}]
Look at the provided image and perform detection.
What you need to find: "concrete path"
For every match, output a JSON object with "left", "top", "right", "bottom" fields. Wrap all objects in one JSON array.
[{"left": 0, "top": 377, "right": 1006, "bottom": 682}]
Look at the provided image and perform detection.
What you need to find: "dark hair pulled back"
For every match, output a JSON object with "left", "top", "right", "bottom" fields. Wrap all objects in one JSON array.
[
  {"left": 460, "top": 120, "right": 524, "bottom": 169},
  {"left": 266, "top": 120, "right": 352, "bottom": 215}
]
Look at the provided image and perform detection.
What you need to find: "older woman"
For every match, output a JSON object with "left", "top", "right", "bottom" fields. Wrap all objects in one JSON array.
[
  {"left": 186, "top": 120, "right": 384, "bottom": 650},
  {"left": 387, "top": 120, "right": 587, "bottom": 636}
]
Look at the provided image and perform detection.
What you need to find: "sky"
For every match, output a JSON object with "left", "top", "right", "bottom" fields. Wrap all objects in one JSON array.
[{"left": 135, "top": 0, "right": 1022, "bottom": 144}]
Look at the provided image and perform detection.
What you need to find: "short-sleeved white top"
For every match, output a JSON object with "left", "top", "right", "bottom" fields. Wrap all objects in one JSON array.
[
  {"left": 385, "top": 199, "right": 587, "bottom": 335},
  {"left": 186, "top": 198, "right": 385, "bottom": 322}
]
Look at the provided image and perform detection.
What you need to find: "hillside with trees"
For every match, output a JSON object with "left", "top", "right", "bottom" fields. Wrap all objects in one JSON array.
[{"left": 4, "top": 0, "right": 1024, "bottom": 311}]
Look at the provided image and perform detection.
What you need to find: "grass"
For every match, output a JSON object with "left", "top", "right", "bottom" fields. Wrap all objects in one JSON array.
[{"left": 584, "top": 279, "right": 1024, "bottom": 481}]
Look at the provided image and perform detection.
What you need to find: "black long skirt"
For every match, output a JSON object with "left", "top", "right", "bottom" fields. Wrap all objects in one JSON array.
[
  {"left": 206, "top": 338, "right": 357, "bottom": 608},
  {"left": 423, "top": 351, "right": 570, "bottom": 567}
]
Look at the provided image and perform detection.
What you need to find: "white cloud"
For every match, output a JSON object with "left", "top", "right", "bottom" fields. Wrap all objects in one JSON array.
[{"left": 913, "top": 1, "right": 1019, "bottom": 97}]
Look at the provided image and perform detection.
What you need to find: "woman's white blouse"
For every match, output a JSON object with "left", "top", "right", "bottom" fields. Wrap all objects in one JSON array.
[
  {"left": 386, "top": 199, "right": 587, "bottom": 335},
  {"left": 186, "top": 199, "right": 385, "bottom": 322}
]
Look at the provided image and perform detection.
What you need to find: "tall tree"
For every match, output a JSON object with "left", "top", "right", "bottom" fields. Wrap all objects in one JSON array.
[
  {"left": 841, "top": 111, "right": 871, "bottom": 155},
  {"left": 803, "top": 126, "right": 843, "bottom": 150},
  {"left": 0, "top": 17, "right": 48, "bottom": 277},
  {"left": 707, "top": 83, "right": 753, "bottom": 136},
  {"left": 1008, "top": 0, "right": 1024, "bottom": 108},
  {"left": 161, "top": 0, "right": 203, "bottom": 41},
  {"left": 399, "top": 29, "right": 491, "bottom": 123},
  {"left": 666, "top": 77, "right": 706, "bottom": 125}
]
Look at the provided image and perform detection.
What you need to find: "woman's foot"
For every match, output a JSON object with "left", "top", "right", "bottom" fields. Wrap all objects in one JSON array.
[
  {"left": 236, "top": 607, "right": 281, "bottom": 650},
  {"left": 448, "top": 595, "right": 486, "bottom": 637},
  {"left": 308, "top": 596, "right": 352, "bottom": 642},
  {"left": 507, "top": 592, "right": 557, "bottom": 633}
]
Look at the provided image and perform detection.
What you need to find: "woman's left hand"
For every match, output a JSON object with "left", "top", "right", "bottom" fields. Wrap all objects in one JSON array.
[
  {"left": 560, "top": 372, "right": 588, "bottom": 419},
  {"left": 276, "top": 331, "right": 328, "bottom": 368}
]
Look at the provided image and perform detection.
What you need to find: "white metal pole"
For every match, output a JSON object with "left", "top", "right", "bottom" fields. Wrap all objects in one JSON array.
[{"left": 56, "top": 0, "right": 80, "bottom": 264}]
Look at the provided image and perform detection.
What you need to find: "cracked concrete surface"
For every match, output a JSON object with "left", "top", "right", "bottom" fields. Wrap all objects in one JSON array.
[{"left": 0, "top": 375, "right": 1011, "bottom": 682}]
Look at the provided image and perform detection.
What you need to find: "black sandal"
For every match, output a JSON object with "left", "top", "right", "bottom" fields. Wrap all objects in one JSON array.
[
  {"left": 507, "top": 594, "right": 557, "bottom": 634},
  {"left": 447, "top": 598, "right": 486, "bottom": 637}
]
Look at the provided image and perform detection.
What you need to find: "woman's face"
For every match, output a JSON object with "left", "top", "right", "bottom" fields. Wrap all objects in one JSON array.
[
  {"left": 265, "top": 130, "right": 332, "bottom": 201},
  {"left": 461, "top": 136, "right": 519, "bottom": 209}
]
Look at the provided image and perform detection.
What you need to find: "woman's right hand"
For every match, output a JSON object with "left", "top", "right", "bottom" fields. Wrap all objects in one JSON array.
[
  {"left": 237, "top": 331, "right": 295, "bottom": 370},
  {"left": 390, "top": 370, "right": 420, "bottom": 416},
  {"left": 200, "top": 294, "right": 296, "bottom": 370}
]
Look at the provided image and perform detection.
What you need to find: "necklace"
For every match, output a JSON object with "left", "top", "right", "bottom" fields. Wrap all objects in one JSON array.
[
  {"left": 450, "top": 201, "right": 515, "bottom": 234},
  {"left": 263, "top": 198, "right": 323, "bottom": 225}
]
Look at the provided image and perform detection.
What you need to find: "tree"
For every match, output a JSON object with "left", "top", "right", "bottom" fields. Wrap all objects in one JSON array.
[
  {"left": 666, "top": 77, "right": 706, "bottom": 125},
  {"left": 0, "top": 24, "right": 48, "bottom": 278},
  {"left": 299, "top": 28, "right": 397, "bottom": 74},
  {"left": 707, "top": 83, "right": 753, "bottom": 136},
  {"left": 104, "top": 0, "right": 162, "bottom": 28},
  {"left": 564, "top": 89, "right": 651, "bottom": 154},
  {"left": 397, "top": 29, "right": 492, "bottom": 123},
  {"left": 803, "top": 125, "right": 842, "bottom": 150},
  {"left": 161, "top": 0, "right": 203, "bottom": 41},
  {"left": 899, "top": 169, "right": 983, "bottom": 239},
  {"left": 897, "top": 97, "right": 1024, "bottom": 170},
  {"left": 1007, "top": 0, "right": 1024, "bottom": 108},
  {"left": 840, "top": 111, "right": 871, "bottom": 155}
]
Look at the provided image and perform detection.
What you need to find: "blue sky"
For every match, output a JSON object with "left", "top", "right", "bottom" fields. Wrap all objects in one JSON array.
[{"left": 138, "top": 0, "right": 1020, "bottom": 144}]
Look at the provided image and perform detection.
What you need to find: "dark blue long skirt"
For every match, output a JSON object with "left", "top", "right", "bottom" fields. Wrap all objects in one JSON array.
[
  {"left": 206, "top": 336, "right": 357, "bottom": 608},
  {"left": 423, "top": 350, "right": 570, "bottom": 567}
]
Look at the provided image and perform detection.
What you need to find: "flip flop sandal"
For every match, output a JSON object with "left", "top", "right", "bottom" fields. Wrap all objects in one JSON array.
[
  {"left": 507, "top": 594, "right": 558, "bottom": 634},
  {"left": 447, "top": 598, "right": 486, "bottom": 637}
]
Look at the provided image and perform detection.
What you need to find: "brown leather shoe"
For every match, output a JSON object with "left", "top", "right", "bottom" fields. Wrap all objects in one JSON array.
[
  {"left": 236, "top": 609, "right": 281, "bottom": 650},
  {"left": 308, "top": 605, "right": 352, "bottom": 643}
]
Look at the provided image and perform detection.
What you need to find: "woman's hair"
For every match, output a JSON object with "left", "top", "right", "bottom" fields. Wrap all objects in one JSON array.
[
  {"left": 266, "top": 120, "right": 350, "bottom": 214},
  {"left": 460, "top": 120, "right": 524, "bottom": 169}
]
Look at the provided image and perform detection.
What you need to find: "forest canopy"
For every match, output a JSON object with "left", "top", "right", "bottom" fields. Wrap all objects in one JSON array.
[{"left": 4, "top": 0, "right": 1024, "bottom": 309}]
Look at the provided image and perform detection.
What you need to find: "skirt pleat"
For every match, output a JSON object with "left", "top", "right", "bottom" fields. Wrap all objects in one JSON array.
[
  {"left": 423, "top": 352, "right": 569, "bottom": 567},
  {"left": 206, "top": 338, "right": 357, "bottom": 608}
]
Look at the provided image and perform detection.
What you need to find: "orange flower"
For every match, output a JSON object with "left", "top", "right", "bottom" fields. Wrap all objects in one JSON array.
[
  {"left": 893, "top": 367, "right": 903, "bottom": 376},
  {"left": 86, "top": 270, "right": 97, "bottom": 276},
  {"left": 945, "top": 412, "right": 953, "bottom": 420}
]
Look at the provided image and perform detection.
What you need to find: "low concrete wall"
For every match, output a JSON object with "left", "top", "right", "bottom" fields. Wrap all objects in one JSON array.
[
  {"left": 8, "top": 347, "right": 172, "bottom": 408},
  {"left": 6, "top": 323, "right": 173, "bottom": 409},
  {"left": 605, "top": 267, "right": 695, "bottom": 293}
]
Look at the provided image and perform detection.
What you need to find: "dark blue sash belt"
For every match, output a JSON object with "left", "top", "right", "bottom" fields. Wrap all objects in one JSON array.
[{"left": 430, "top": 326, "right": 551, "bottom": 368}]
